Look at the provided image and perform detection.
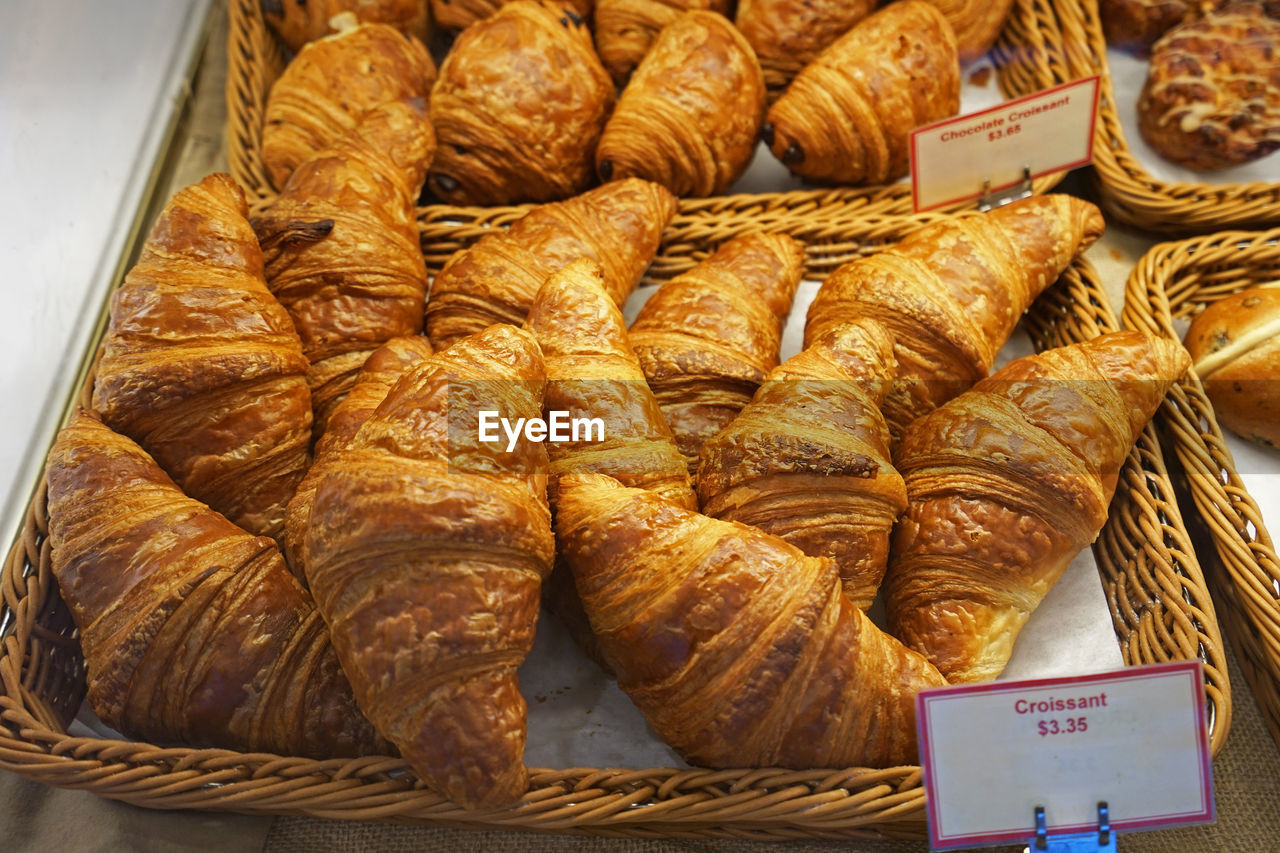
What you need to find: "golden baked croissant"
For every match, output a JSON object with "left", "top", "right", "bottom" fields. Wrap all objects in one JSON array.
[
  {"left": 595, "top": 0, "right": 732, "bottom": 86},
  {"left": 261, "top": 21, "right": 436, "bottom": 190},
  {"left": 305, "top": 324, "right": 553, "bottom": 810},
  {"left": 430, "top": 0, "right": 593, "bottom": 32},
  {"left": 885, "top": 331, "right": 1191, "bottom": 683},
  {"left": 918, "top": 0, "right": 1016, "bottom": 64},
  {"left": 425, "top": 177, "right": 677, "bottom": 350},
  {"left": 595, "top": 10, "right": 766, "bottom": 197},
  {"left": 805, "top": 194, "right": 1105, "bottom": 443},
  {"left": 254, "top": 99, "right": 435, "bottom": 434},
  {"left": 282, "top": 335, "right": 435, "bottom": 575},
  {"left": 262, "top": 0, "right": 430, "bottom": 52},
  {"left": 92, "top": 173, "right": 312, "bottom": 542},
  {"left": 45, "top": 412, "right": 388, "bottom": 758},
  {"left": 427, "top": 0, "right": 615, "bottom": 205},
  {"left": 763, "top": 0, "right": 959, "bottom": 186},
  {"left": 697, "top": 320, "right": 906, "bottom": 610},
  {"left": 733, "top": 0, "right": 876, "bottom": 95},
  {"left": 556, "top": 472, "right": 948, "bottom": 769},
  {"left": 629, "top": 232, "right": 804, "bottom": 473}
]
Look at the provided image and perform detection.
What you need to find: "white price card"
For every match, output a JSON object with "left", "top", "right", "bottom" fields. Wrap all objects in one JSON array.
[
  {"left": 916, "top": 661, "right": 1214, "bottom": 850},
  {"left": 909, "top": 76, "right": 1100, "bottom": 212}
]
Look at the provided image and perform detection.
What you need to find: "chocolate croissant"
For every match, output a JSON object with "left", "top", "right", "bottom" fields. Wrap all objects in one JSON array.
[
  {"left": 595, "top": 0, "right": 733, "bottom": 85},
  {"left": 805, "top": 194, "right": 1105, "bottom": 443},
  {"left": 425, "top": 177, "right": 676, "bottom": 350},
  {"left": 427, "top": 0, "right": 615, "bottom": 205},
  {"left": 734, "top": 0, "right": 876, "bottom": 95},
  {"left": 763, "top": 0, "right": 960, "bottom": 186},
  {"left": 697, "top": 320, "right": 906, "bottom": 610},
  {"left": 595, "top": 10, "right": 766, "bottom": 197},
  {"left": 45, "top": 412, "right": 387, "bottom": 758},
  {"left": 885, "top": 331, "right": 1191, "bottom": 683},
  {"left": 262, "top": 0, "right": 430, "bottom": 52},
  {"left": 305, "top": 324, "right": 553, "bottom": 810},
  {"left": 254, "top": 99, "right": 435, "bottom": 434},
  {"left": 261, "top": 21, "right": 436, "bottom": 190},
  {"left": 918, "top": 0, "right": 1016, "bottom": 64},
  {"left": 92, "top": 173, "right": 312, "bottom": 542},
  {"left": 556, "top": 472, "right": 948, "bottom": 769},
  {"left": 629, "top": 232, "right": 804, "bottom": 473},
  {"left": 430, "top": 0, "right": 593, "bottom": 32}
]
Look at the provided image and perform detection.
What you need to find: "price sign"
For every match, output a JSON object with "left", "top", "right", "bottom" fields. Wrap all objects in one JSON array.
[
  {"left": 916, "top": 661, "right": 1214, "bottom": 850},
  {"left": 909, "top": 76, "right": 1100, "bottom": 212}
]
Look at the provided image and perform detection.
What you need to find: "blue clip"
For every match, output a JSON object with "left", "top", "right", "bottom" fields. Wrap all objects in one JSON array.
[{"left": 1027, "top": 802, "right": 1117, "bottom": 853}]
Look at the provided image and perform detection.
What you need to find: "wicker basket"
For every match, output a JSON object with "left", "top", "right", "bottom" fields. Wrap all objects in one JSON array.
[
  {"left": 1057, "top": 0, "right": 1280, "bottom": 233},
  {"left": 1121, "top": 228, "right": 1280, "bottom": 753},
  {"left": 0, "top": 215, "right": 1231, "bottom": 839},
  {"left": 224, "top": 0, "right": 1083, "bottom": 219}
]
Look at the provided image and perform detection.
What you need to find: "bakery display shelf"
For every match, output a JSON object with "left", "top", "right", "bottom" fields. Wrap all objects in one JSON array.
[
  {"left": 0, "top": 217, "right": 1231, "bottom": 839},
  {"left": 1057, "top": 0, "right": 1280, "bottom": 233},
  {"left": 225, "top": 0, "right": 1078, "bottom": 228},
  {"left": 1121, "top": 227, "right": 1280, "bottom": 752}
]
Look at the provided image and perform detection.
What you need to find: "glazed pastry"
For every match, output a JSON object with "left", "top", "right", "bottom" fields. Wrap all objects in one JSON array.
[
  {"left": 305, "top": 324, "right": 552, "bottom": 810},
  {"left": 254, "top": 99, "right": 435, "bottom": 434},
  {"left": 1183, "top": 283, "right": 1280, "bottom": 448},
  {"left": 734, "top": 0, "right": 876, "bottom": 94},
  {"left": 697, "top": 320, "right": 906, "bottom": 610},
  {"left": 1099, "top": 0, "right": 1207, "bottom": 49},
  {"left": 427, "top": 0, "right": 615, "bottom": 205},
  {"left": 262, "top": 1, "right": 430, "bottom": 52},
  {"left": 281, "top": 335, "right": 435, "bottom": 576},
  {"left": 763, "top": 0, "right": 960, "bottom": 186},
  {"left": 92, "top": 173, "right": 312, "bottom": 542},
  {"left": 261, "top": 21, "right": 436, "bottom": 190},
  {"left": 595, "top": 0, "right": 733, "bottom": 85},
  {"left": 425, "top": 178, "right": 676, "bottom": 350},
  {"left": 629, "top": 232, "right": 804, "bottom": 473},
  {"left": 45, "top": 412, "right": 388, "bottom": 758},
  {"left": 917, "top": 0, "right": 1015, "bottom": 64},
  {"left": 556, "top": 472, "right": 948, "bottom": 769},
  {"left": 1137, "top": 4, "right": 1280, "bottom": 171},
  {"left": 595, "top": 10, "right": 766, "bottom": 197},
  {"left": 804, "top": 194, "right": 1105, "bottom": 444},
  {"left": 431, "top": 0, "right": 593, "bottom": 32},
  {"left": 885, "top": 331, "right": 1191, "bottom": 683}
]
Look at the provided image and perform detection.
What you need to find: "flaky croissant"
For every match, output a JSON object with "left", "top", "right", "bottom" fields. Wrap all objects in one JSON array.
[
  {"left": 557, "top": 472, "right": 947, "bottom": 769},
  {"left": 763, "top": 0, "right": 959, "bottom": 186},
  {"left": 305, "top": 324, "right": 553, "bottom": 810},
  {"left": 254, "top": 99, "right": 435, "bottom": 434},
  {"left": 594, "top": 0, "right": 732, "bottom": 86},
  {"left": 885, "top": 331, "right": 1191, "bottom": 683},
  {"left": 261, "top": 21, "right": 436, "bottom": 190},
  {"left": 45, "top": 412, "right": 388, "bottom": 758},
  {"left": 733, "top": 0, "right": 876, "bottom": 95},
  {"left": 425, "top": 178, "right": 676, "bottom": 350},
  {"left": 428, "top": 0, "right": 615, "bottom": 205},
  {"left": 595, "top": 10, "right": 766, "bottom": 197},
  {"left": 629, "top": 232, "right": 804, "bottom": 473},
  {"left": 918, "top": 0, "right": 1016, "bottom": 64},
  {"left": 262, "top": 0, "right": 430, "bottom": 52},
  {"left": 282, "top": 335, "right": 435, "bottom": 575},
  {"left": 92, "top": 173, "right": 312, "bottom": 542},
  {"left": 697, "top": 320, "right": 905, "bottom": 610},
  {"left": 805, "top": 194, "right": 1105, "bottom": 443},
  {"left": 430, "top": 0, "right": 593, "bottom": 32}
]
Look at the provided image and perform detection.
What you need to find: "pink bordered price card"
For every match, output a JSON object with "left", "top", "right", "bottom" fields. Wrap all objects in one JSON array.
[
  {"left": 916, "top": 661, "right": 1214, "bottom": 850},
  {"left": 910, "top": 76, "right": 1100, "bottom": 212}
]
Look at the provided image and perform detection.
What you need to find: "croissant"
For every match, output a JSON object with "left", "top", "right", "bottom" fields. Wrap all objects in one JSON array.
[
  {"left": 595, "top": 10, "right": 766, "bottom": 197},
  {"left": 762, "top": 0, "right": 959, "bottom": 186},
  {"left": 430, "top": 0, "right": 593, "bottom": 32},
  {"left": 91, "top": 173, "right": 311, "bottom": 542},
  {"left": 594, "top": 0, "right": 733, "bottom": 85},
  {"left": 805, "top": 194, "right": 1105, "bottom": 443},
  {"left": 425, "top": 178, "right": 677, "bottom": 350},
  {"left": 282, "top": 335, "right": 435, "bottom": 575},
  {"left": 918, "top": 0, "right": 1016, "bottom": 64},
  {"left": 733, "top": 0, "right": 876, "bottom": 95},
  {"left": 556, "top": 472, "right": 947, "bottom": 768},
  {"left": 261, "top": 21, "right": 436, "bottom": 190},
  {"left": 629, "top": 232, "right": 804, "bottom": 473},
  {"left": 254, "top": 99, "right": 435, "bottom": 434},
  {"left": 262, "top": 0, "right": 430, "bottom": 52},
  {"left": 305, "top": 324, "right": 553, "bottom": 809},
  {"left": 45, "top": 412, "right": 388, "bottom": 758},
  {"left": 697, "top": 320, "right": 905, "bottom": 610},
  {"left": 885, "top": 331, "right": 1191, "bottom": 683}
]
